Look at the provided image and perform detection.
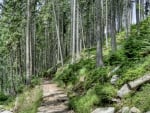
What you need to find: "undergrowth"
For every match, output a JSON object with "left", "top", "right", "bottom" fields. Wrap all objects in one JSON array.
[
  {"left": 16, "top": 86, "right": 42, "bottom": 113},
  {"left": 54, "top": 18, "right": 150, "bottom": 112}
]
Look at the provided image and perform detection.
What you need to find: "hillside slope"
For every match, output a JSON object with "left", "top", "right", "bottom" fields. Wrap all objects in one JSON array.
[{"left": 53, "top": 18, "right": 150, "bottom": 113}]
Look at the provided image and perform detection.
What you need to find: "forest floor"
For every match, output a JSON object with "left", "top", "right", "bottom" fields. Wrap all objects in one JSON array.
[{"left": 37, "top": 79, "right": 74, "bottom": 113}]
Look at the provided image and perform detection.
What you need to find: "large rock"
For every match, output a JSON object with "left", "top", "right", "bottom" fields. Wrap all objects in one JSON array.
[
  {"left": 91, "top": 107, "right": 115, "bottom": 113},
  {"left": 118, "top": 74, "right": 150, "bottom": 98},
  {"left": 1, "top": 111, "right": 13, "bottom": 113},
  {"left": 129, "top": 107, "right": 141, "bottom": 113},
  {"left": 117, "top": 84, "right": 131, "bottom": 98},
  {"left": 111, "top": 75, "right": 120, "bottom": 85},
  {"left": 128, "top": 74, "right": 150, "bottom": 89},
  {"left": 145, "top": 111, "right": 150, "bottom": 113}
]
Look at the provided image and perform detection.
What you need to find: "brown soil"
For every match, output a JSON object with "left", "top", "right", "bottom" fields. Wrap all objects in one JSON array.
[{"left": 37, "top": 80, "right": 74, "bottom": 113}]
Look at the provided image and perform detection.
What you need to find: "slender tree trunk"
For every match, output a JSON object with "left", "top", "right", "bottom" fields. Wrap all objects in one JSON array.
[
  {"left": 76, "top": 1, "right": 80, "bottom": 59},
  {"left": 105, "top": 0, "right": 108, "bottom": 48},
  {"left": 52, "top": 2, "right": 64, "bottom": 66},
  {"left": 95, "top": 0, "right": 104, "bottom": 67},
  {"left": 72, "top": 0, "right": 76, "bottom": 63},
  {"left": 26, "top": 0, "right": 31, "bottom": 85}
]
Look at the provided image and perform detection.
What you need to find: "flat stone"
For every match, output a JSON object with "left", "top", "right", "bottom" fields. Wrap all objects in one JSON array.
[
  {"left": 118, "top": 107, "right": 130, "bottom": 113},
  {"left": 1, "top": 111, "right": 13, "bottom": 113},
  {"left": 129, "top": 107, "right": 141, "bottom": 113},
  {"left": 117, "top": 84, "right": 131, "bottom": 98},
  {"left": 92, "top": 107, "right": 115, "bottom": 113}
]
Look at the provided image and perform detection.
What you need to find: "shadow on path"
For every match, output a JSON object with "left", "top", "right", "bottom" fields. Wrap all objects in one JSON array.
[{"left": 37, "top": 80, "right": 74, "bottom": 113}]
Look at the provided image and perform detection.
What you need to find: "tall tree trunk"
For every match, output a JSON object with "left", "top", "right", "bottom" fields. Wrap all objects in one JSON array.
[
  {"left": 111, "top": 0, "right": 117, "bottom": 52},
  {"left": 26, "top": 0, "right": 31, "bottom": 85},
  {"left": 105, "top": 0, "right": 108, "bottom": 48},
  {"left": 52, "top": 2, "right": 64, "bottom": 66},
  {"left": 76, "top": 1, "right": 80, "bottom": 59},
  {"left": 95, "top": 0, "right": 104, "bottom": 67},
  {"left": 72, "top": 0, "right": 76, "bottom": 63}
]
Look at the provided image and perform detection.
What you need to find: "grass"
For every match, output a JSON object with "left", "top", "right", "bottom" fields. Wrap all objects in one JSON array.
[
  {"left": 69, "top": 89, "right": 99, "bottom": 113},
  {"left": 0, "top": 96, "right": 15, "bottom": 110},
  {"left": 54, "top": 17, "right": 150, "bottom": 113},
  {"left": 123, "top": 84, "right": 150, "bottom": 112},
  {"left": 15, "top": 86, "right": 42, "bottom": 113}
]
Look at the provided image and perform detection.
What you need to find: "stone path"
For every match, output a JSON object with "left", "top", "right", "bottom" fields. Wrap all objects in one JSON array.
[{"left": 37, "top": 80, "right": 74, "bottom": 113}]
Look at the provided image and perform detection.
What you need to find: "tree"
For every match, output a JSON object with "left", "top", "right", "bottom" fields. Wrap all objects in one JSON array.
[
  {"left": 95, "top": 0, "right": 104, "bottom": 67},
  {"left": 26, "top": 0, "right": 31, "bottom": 85}
]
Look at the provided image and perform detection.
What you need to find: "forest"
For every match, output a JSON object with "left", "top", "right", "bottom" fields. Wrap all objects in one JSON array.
[{"left": 0, "top": 0, "right": 150, "bottom": 113}]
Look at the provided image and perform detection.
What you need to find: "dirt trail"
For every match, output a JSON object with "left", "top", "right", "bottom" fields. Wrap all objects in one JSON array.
[{"left": 37, "top": 80, "right": 74, "bottom": 113}]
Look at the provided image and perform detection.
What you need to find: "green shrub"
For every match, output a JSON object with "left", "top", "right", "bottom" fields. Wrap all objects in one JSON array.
[
  {"left": 108, "top": 51, "right": 125, "bottom": 65},
  {"left": 123, "top": 37, "right": 141, "bottom": 60},
  {"left": 17, "top": 86, "right": 42, "bottom": 113},
  {"left": 117, "top": 56, "right": 150, "bottom": 86},
  {"left": 69, "top": 89, "right": 99, "bottom": 113},
  {"left": 85, "top": 67, "right": 109, "bottom": 90},
  {"left": 31, "top": 77, "right": 41, "bottom": 87},
  {"left": 123, "top": 84, "right": 150, "bottom": 112},
  {"left": 0, "top": 92, "right": 8, "bottom": 102},
  {"left": 16, "top": 84, "right": 25, "bottom": 93},
  {"left": 94, "top": 84, "right": 117, "bottom": 105}
]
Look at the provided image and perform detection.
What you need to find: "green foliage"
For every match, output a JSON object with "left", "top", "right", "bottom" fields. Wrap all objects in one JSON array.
[
  {"left": 123, "top": 84, "right": 150, "bottom": 112},
  {"left": 69, "top": 84, "right": 117, "bottom": 113},
  {"left": 117, "top": 56, "right": 150, "bottom": 86},
  {"left": 31, "top": 77, "right": 42, "bottom": 87},
  {"left": 0, "top": 92, "right": 9, "bottom": 102},
  {"left": 123, "top": 37, "right": 141, "bottom": 60},
  {"left": 55, "top": 58, "right": 96, "bottom": 86},
  {"left": 56, "top": 65, "right": 77, "bottom": 85},
  {"left": 107, "top": 51, "right": 125, "bottom": 65},
  {"left": 55, "top": 18, "right": 150, "bottom": 113},
  {"left": 85, "top": 67, "right": 109, "bottom": 90},
  {"left": 16, "top": 84, "right": 25, "bottom": 94},
  {"left": 16, "top": 86, "right": 42, "bottom": 113},
  {"left": 69, "top": 89, "right": 99, "bottom": 113},
  {"left": 0, "top": 92, "right": 15, "bottom": 107},
  {"left": 94, "top": 84, "right": 117, "bottom": 105}
]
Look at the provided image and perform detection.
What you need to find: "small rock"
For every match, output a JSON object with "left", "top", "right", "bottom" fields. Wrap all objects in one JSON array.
[
  {"left": 110, "top": 75, "right": 119, "bottom": 85},
  {"left": 111, "top": 98, "right": 121, "bottom": 103},
  {"left": 117, "top": 84, "right": 131, "bottom": 98},
  {"left": 121, "top": 107, "right": 130, "bottom": 113},
  {"left": 79, "top": 76, "right": 85, "bottom": 82},
  {"left": 129, "top": 107, "right": 141, "bottom": 113},
  {"left": 92, "top": 107, "right": 115, "bottom": 113}
]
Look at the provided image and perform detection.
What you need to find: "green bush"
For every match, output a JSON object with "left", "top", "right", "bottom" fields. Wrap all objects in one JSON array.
[
  {"left": 123, "top": 37, "right": 141, "bottom": 60},
  {"left": 123, "top": 84, "right": 150, "bottom": 112},
  {"left": 16, "top": 84, "right": 25, "bottom": 93},
  {"left": 56, "top": 65, "right": 77, "bottom": 85},
  {"left": 31, "top": 77, "right": 41, "bottom": 87},
  {"left": 94, "top": 84, "right": 117, "bottom": 105},
  {"left": 84, "top": 67, "right": 109, "bottom": 90},
  {"left": 117, "top": 56, "right": 150, "bottom": 86},
  {"left": 108, "top": 51, "right": 125, "bottom": 65},
  {"left": 0, "top": 92, "right": 8, "bottom": 102},
  {"left": 17, "top": 86, "right": 42, "bottom": 113},
  {"left": 69, "top": 89, "right": 99, "bottom": 113}
]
